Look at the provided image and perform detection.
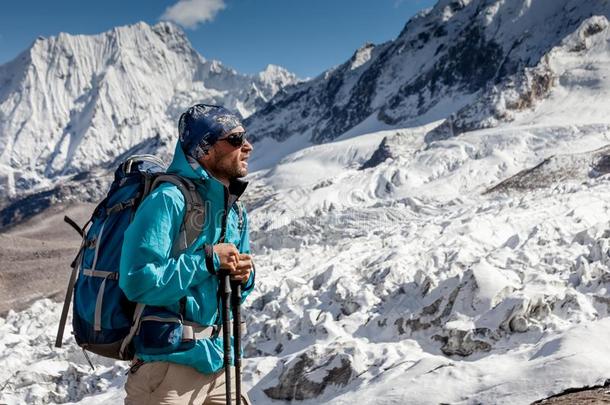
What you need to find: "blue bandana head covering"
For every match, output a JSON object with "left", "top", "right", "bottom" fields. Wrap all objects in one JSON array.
[{"left": 178, "top": 104, "right": 244, "bottom": 160}]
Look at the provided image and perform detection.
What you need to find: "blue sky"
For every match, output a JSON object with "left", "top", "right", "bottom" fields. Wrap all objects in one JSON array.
[{"left": 0, "top": 0, "right": 436, "bottom": 79}]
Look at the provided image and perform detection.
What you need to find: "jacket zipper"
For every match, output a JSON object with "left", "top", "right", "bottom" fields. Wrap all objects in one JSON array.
[{"left": 219, "top": 186, "right": 230, "bottom": 243}]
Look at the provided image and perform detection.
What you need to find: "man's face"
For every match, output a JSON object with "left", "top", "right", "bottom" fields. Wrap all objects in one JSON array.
[{"left": 200, "top": 134, "right": 253, "bottom": 181}]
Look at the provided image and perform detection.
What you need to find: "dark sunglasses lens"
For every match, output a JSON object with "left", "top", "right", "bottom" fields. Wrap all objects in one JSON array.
[{"left": 227, "top": 132, "right": 246, "bottom": 147}]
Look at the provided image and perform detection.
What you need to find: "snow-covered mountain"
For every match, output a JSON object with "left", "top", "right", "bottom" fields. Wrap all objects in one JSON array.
[
  {"left": 0, "top": 21, "right": 298, "bottom": 202},
  {"left": 428, "top": 14, "right": 610, "bottom": 141},
  {"left": 246, "top": 0, "right": 610, "bottom": 144}
]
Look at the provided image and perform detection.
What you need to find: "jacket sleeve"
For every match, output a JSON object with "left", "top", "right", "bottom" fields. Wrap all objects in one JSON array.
[
  {"left": 238, "top": 207, "right": 255, "bottom": 300},
  {"left": 119, "top": 185, "right": 212, "bottom": 306}
]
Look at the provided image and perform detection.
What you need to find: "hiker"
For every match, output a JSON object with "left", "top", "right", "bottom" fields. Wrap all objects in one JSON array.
[{"left": 119, "top": 104, "right": 255, "bottom": 405}]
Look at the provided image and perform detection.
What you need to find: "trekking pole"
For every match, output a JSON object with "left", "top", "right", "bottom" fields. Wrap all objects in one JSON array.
[
  {"left": 231, "top": 280, "right": 243, "bottom": 405},
  {"left": 220, "top": 270, "right": 232, "bottom": 405}
]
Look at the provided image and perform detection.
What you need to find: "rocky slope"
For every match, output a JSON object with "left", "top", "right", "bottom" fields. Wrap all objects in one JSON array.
[
  {"left": 245, "top": 0, "right": 610, "bottom": 144},
  {"left": 428, "top": 15, "right": 610, "bottom": 142},
  {"left": 0, "top": 203, "right": 94, "bottom": 314},
  {"left": 487, "top": 143, "right": 610, "bottom": 193},
  {"left": 533, "top": 380, "right": 610, "bottom": 404}
]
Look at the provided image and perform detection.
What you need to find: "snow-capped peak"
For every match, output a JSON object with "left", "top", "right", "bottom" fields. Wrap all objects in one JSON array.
[
  {"left": 258, "top": 64, "right": 294, "bottom": 81},
  {"left": 349, "top": 43, "right": 374, "bottom": 71},
  {"left": 255, "top": 64, "right": 300, "bottom": 96}
]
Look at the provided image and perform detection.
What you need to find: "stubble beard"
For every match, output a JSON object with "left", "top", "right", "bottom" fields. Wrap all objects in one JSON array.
[{"left": 215, "top": 154, "right": 247, "bottom": 180}]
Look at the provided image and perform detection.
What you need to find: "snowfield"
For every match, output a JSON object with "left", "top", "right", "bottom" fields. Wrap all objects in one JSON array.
[{"left": 2, "top": 120, "right": 610, "bottom": 404}]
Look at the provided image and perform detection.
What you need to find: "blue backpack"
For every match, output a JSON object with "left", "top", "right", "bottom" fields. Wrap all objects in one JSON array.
[{"left": 54, "top": 154, "right": 210, "bottom": 362}]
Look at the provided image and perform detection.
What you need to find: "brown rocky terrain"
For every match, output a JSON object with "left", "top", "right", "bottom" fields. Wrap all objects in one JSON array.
[
  {"left": 0, "top": 203, "right": 95, "bottom": 315},
  {"left": 533, "top": 380, "right": 610, "bottom": 404}
]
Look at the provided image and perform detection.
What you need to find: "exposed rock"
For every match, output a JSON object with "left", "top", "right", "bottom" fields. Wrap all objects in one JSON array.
[
  {"left": 509, "top": 315, "right": 530, "bottom": 333},
  {"left": 263, "top": 350, "right": 354, "bottom": 400},
  {"left": 359, "top": 137, "right": 395, "bottom": 170},
  {"left": 486, "top": 144, "right": 610, "bottom": 194},
  {"left": 383, "top": 25, "right": 503, "bottom": 126},
  {"left": 532, "top": 379, "right": 610, "bottom": 404},
  {"left": 425, "top": 62, "right": 556, "bottom": 143},
  {"left": 425, "top": 15, "right": 609, "bottom": 143},
  {"left": 591, "top": 154, "right": 610, "bottom": 177},
  {"left": 436, "top": 328, "right": 493, "bottom": 357}
]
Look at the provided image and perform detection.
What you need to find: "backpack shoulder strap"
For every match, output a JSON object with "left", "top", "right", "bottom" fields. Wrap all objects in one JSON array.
[
  {"left": 149, "top": 174, "right": 205, "bottom": 254},
  {"left": 148, "top": 174, "right": 205, "bottom": 322}
]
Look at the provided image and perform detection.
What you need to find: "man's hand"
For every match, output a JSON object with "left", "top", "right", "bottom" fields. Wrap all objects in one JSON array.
[
  {"left": 232, "top": 253, "right": 252, "bottom": 284},
  {"left": 214, "top": 243, "right": 239, "bottom": 271},
  {"left": 213, "top": 244, "right": 253, "bottom": 284}
]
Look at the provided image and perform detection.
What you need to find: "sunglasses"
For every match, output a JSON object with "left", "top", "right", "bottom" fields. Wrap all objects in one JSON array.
[{"left": 218, "top": 132, "right": 247, "bottom": 148}]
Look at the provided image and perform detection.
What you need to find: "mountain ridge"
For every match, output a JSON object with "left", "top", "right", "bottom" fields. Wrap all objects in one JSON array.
[
  {"left": 245, "top": 0, "right": 610, "bottom": 145},
  {"left": 0, "top": 21, "right": 298, "bottom": 201}
]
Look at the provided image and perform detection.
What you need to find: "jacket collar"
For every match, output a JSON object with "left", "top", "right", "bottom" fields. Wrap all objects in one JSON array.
[
  {"left": 167, "top": 142, "right": 209, "bottom": 181},
  {"left": 227, "top": 177, "right": 248, "bottom": 206}
]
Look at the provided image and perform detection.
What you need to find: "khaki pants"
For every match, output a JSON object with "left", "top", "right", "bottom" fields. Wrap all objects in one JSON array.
[{"left": 124, "top": 361, "right": 251, "bottom": 405}]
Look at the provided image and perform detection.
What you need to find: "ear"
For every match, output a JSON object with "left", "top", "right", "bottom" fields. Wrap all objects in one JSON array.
[
  {"left": 198, "top": 153, "right": 208, "bottom": 165},
  {"left": 197, "top": 146, "right": 214, "bottom": 168}
]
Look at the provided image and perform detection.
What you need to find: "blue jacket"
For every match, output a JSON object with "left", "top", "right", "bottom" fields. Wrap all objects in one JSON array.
[{"left": 119, "top": 142, "right": 254, "bottom": 374}]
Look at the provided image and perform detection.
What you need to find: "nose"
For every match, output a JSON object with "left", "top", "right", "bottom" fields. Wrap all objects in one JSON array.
[{"left": 242, "top": 139, "right": 253, "bottom": 153}]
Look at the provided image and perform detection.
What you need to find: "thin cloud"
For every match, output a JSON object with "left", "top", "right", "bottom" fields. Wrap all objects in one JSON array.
[{"left": 160, "top": 0, "right": 226, "bottom": 29}]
